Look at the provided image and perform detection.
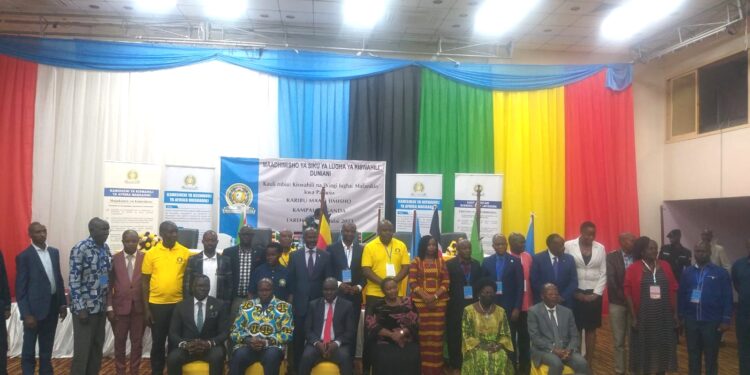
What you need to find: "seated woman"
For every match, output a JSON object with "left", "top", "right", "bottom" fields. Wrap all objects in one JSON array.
[
  {"left": 365, "top": 277, "right": 421, "bottom": 375},
  {"left": 462, "top": 278, "right": 515, "bottom": 375}
]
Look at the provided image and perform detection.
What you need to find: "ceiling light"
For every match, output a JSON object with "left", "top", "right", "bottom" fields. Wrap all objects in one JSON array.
[
  {"left": 134, "top": 0, "right": 176, "bottom": 13},
  {"left": 343, "top": 0, "right": 389, "bottom": 29},
  {"left": 601, "top": 0, "right": 685, "bottom": 41},
  {"left": 202, "top": 0, "right": 248, "bottom": 20},
  {"left": 474, "top": 0, "right": 541, "bottom": 37}
]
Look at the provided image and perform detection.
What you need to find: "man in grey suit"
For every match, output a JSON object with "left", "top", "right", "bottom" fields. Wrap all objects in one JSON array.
[{"left": 528, "top": 283, "right": 589, "bottom": 375}]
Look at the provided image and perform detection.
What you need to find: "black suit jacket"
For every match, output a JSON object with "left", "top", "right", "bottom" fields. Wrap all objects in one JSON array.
[
  {"left": 481, "top": 253, "right": 525, "bottom": 313},
  {"left": 446, "top": 257, "right": 485, "bottom": 315},
  {"left": 606, "top": 250, "right": 628, "bottom": 306},
  {"left": 0, "top": 250, "right": 10, "bottom": 316},
  {"left": 183, "top": 252, "right": 233, "bottom": 302},
  {"left": 288, "top": 248, "right": 334, "bottom": 318},
  {"left": 222, "top": 245, "right": 266, "bottom": 299},
  {"left": 169, "top": 296, "right": 229, "bottom": 348},
  {"left": 15, "top": 245, "right": 66, "bottom": 321},
  {"left": 305, "top": 297, "right": 355, "bottom": 348},
  {"left": 328, "top": 241, "right": 364, "bottom": 304}
]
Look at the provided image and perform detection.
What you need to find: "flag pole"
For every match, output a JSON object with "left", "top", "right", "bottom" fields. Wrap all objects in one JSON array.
[{"left": 474, "top": 187, "right": 481, "bottom": 235}]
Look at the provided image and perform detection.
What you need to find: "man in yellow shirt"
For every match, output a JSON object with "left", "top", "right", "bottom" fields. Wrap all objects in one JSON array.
[
  {"left": 141, "top": 220, "right": 191, "bottom": 375},
  {"left": 362, "top": 220, "right": 410, "bottom": 305}
]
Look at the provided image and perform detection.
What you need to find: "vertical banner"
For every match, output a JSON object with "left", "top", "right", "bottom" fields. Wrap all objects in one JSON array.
[
  {"left": 103, "top": 161, "right": 161, "bottom": 252},
  {"left": 395, "top": 174, "right": 442, "bottom": 234},
  {"left": 220, "top": 157, "right": 386, "bottom": 241},
  {"left": 454, "top": 173, "right": 504, "bottom": 255},
  {"left": 163, "top": 165, "right": 215, "bottom": 239}
]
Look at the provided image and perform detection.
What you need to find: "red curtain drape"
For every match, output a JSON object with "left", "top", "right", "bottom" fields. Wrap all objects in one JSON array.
[
  {"left": 564, "top": 70, "right": 639, "bottom": 252},
  {"left": 0, "top": 55, "right": 37, "bottom": 297}
]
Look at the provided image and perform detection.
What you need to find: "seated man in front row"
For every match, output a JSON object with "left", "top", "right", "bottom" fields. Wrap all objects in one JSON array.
[
  {"left": 528, "top": 283, "right": 589, "bottom": 375},
  {"left": 299, "top": 277, "right": 355, "bottom": 375},
  {"left": 229, "top": 278, "right": 294, "bottom": 375},
  {"left": 167, "top": 275, "right": 229, "bottom": 375}
]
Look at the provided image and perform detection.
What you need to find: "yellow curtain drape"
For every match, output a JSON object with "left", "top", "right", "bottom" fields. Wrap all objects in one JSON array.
[{"left": 493, "top": 87, "right": 566, "bottom": 253}]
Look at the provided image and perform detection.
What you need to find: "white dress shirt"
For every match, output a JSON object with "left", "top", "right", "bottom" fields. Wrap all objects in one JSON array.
[
  {"left": 343, "top": 242, "right": 353, "bottom": 268},
  {"left": 202, "top": 253, "right": 218, "bottom": 298},
  {"left": 32, "top": 243, "right": 56, "bottom": 294},
  {"left": 565, "top": 237, "right": 607, "bottom": 295}
]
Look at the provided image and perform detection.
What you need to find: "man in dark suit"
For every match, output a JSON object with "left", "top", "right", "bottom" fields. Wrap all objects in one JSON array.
[
  {"left": 528, "top": 284, "right": 588, "bottom": 375},
  {"left": 184, "top": 230, "right": 232, "bottom": 307},
  {"left": 530, "top": 234, "right": 578, "bottom": 308},
  {"left": 328, "top": 223, "right": 364, "bottom": 330},
  {"left": 445, "top": 239, "right": 486, "bottom": 371},
  {"left": 167, "top": 275, "right": 229, "bottom": 375},
  {"left": 606, "top": 232, "right": 635, "bottom": 375},
  {"left": 15, "top": 222, "right": 67, "bottom": 375},
  {"left": 223, "top": 226, "right": 266, "bottom": 318},
  {"left": 288, "top": 227, "right": 334, "bottom": 372},
  {"left": 299, "top": 277, "right": 355, "bottom": 375},
  {"left": 0, "top": 248, "right": 10, "bottom": 374},
  {"left": 481, "top": 234, "right": 524, "bottom": 369}
]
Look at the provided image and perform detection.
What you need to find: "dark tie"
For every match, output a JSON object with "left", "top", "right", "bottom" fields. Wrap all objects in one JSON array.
[
  {"left": 196, "top": 301, "right": 204, "bottom": 332},
  {"left": 552, "top": 256, "right": 559, "bottom": 281},
  {"left": 548, "top": 309, "right": 560, "bottom": 346},
  {"left": 307, "top": 250, "right": 315, "bottom": 276}
]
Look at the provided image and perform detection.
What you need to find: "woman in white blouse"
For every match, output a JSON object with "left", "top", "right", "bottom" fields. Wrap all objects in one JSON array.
[{"left": 564, "top": 221, "right": 607, "bottom": 371}]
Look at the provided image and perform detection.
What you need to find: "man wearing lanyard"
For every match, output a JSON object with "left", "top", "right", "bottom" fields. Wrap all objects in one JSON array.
[
  {"left": 445, "top": 239, "right": 484, "bottom": 373},
  {"left": 329, "top": 223, "right": 364, "bottom": 334},
  {"left": 678, "top": 242, "right": 733, "bottom": 375},
  {"left": 481, "top": 234, "right": 523, "bottom": 371},
  {"left": 362, "top": 220, "right": 410, "bottom": 305},
  {"left": 508, "top": 233, "right": 533, "bottom": 375}
]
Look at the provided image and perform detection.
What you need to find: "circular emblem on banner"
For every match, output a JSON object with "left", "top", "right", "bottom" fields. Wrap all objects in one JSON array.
[
  {"left": 225, "top": 183, "right": 253, "bottom": 207},
  {"left": 184, "top": 174, "right": 197, "bottom": 187},
  {"left": 413, "top": 182, "right": 425, "bottom": 193},
  {"left": 125, "top": 169, "right": 140, "bottom": 184}
]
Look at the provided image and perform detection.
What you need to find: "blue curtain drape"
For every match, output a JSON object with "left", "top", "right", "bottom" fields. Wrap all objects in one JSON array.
[
  {"left": 0, "top": 36, "right": 632, "bottom": 91},
  {"left": 278, "top": 78, "right": 350, "bottom": 159}
]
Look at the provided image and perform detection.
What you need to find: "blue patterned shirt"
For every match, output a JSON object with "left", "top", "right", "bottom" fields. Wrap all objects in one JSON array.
[
  {"left": 69, "top": 237, "right": 112, "bottom": 314},
  {"left": 230, "top": 297, "right": 293, "bottom": 350}
]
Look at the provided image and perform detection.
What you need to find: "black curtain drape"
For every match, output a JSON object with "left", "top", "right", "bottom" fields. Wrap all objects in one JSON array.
[{"left": 347, "top": 66, "right": 422, "bottom": 222}]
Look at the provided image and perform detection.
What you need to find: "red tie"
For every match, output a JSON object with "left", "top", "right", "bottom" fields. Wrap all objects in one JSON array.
[{"left": 323, "top": 302, "right": 334, "bottom": 343}]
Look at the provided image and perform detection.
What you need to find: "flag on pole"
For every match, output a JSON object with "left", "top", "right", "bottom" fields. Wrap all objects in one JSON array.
[
  {"left": 525, "top": 213, "right": 535, "bottom": 255},
  {"left": 235, "top": 205, "right": 247, "bottom": 244},
  {"left": 410, "top": 210, "right": 421, "bottom": 260},
  {"left": 316, "top": 187, "right": 332, "bottom": 250},
  {"left": 470, "top": 192, "right": 483, "bottom": 263},
  {"left": 429, "top": 205, "right": 442, "bottom": 257}
]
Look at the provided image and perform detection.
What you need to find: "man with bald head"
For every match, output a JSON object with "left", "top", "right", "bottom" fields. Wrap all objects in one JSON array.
[
  {"left": 362, "top": 220, "right": 410, "bottom": 305},
  {"left": 184, "top": 230, "right": 232, "bottom": 307},
  {"left": 329, "top": 223, "right": 365, "bottom": 330},
  {"left": 606, "top": 232, "right": 635, "bottom": 375},
  {"left": 700, "top": 229, "right": 731, "bottom": 273},
  {"left": 223, "top": 225, "right": 266, "bottom": 318}
]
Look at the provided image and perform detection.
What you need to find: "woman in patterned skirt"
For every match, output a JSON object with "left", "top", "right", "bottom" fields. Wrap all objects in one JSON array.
[
  {"left": 409, "top": 235, "right": 450, "bottom": 375},
  {"left": 624, "top": 236, "right": 679, "bottom": 375}
]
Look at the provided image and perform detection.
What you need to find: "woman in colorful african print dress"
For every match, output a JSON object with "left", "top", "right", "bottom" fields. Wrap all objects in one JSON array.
[{"left": 462, "top": 278, "right": 515, "bottom": 375}]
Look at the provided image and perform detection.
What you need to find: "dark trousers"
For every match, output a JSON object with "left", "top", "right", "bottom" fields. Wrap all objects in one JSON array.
[
  {"left": 112, "top": 312, "right": 146, "bottom": 375},
  {"left": 511, "top": 311, "right": 531, "bottom": 375},
  {"left": 292, "top": 315, "right": 306, "bottom": 372},
  {"left": 149, "top": 303, "right": 177, "bottom": 374},
  {"left": 685, "top": 319, "right": 721, "bottom": 375},
  {"left": 299, "top": 345, "right": 353, "bottom": 375},
  {"left": 70, "top": 312, "right": 107, "bottom": 375},
  {"left": 229, "top": 346, "right": 284, "bottom": 375},
  {"left": 1, "top": 313, "right": 7, "bottom": 375},
  {"left": 446, "top": 305, "right": 463, "bottom": 369},
  {"left": 21, "top": 299, "right": 58, "bottom": 375},
  {"left": 362, "top": 295, "right": 384, "bottom": 373},
  {"left": 342, "top": 293, "right": 362, "bottom": 357},
  {"left": 167, "top": 346, "right": 225, "bottom": 375},
  {"left": 738, "top": 312, "right": 750, "bottom": 375}
]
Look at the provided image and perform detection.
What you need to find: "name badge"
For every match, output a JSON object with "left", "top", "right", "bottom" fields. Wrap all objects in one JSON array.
[
  {"left": 99, "top": 274, "right": 109, "bottom": 288},
  {"left": 649, "top": 285, "right": 661, "bottom": 300},
  {"left": 342, "top": 269, "right": 352, "bottom": 283},
  {"left": 463, "top": 286, "right": 473, "bottom": 299},
  {"left": 690, "top": 289, "right": 702, "bottom": 303},
  {"left": 496, "top": 281, "right": 504, "bottom": 295},
  {"left": 385, "top": 264, "right": 396, "bottom": 277}
]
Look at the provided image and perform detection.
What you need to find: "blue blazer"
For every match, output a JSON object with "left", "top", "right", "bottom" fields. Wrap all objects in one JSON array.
[
  {"left": 287, "top": 248, "right": 334, "bottom": 318},
  {"left": 481, "top": 253, "right": 524, "bottom": 313},
  {"left": 530, "top": 250, "right": 578, "bottom": 308},
  {"left": 15, "top": 245, "right": 66, "bottom": 320}
]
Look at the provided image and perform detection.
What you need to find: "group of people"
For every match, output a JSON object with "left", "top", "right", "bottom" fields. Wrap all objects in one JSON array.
[{"left": 1, "top": 217, "right": 748, "bottom": 375}]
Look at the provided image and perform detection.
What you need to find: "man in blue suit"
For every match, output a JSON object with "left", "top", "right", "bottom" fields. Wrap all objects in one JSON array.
[
  {"left": 481, "top": 234, "right": 524, "bottom": 369},
  {"left": 288, "top": 227, "right": 334, "bottom": 373},
  {"left": 15, "top": 222, "right": 67, "bottom": 375},
  {"left": 530, "top": 234, "right": 578, "bottom": 308}
]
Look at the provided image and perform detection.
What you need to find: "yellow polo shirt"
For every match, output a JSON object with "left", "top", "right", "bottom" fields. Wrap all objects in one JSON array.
[
  {"left": 141, "top": 241, "right": 191, "bottom": 304},
  {"left": 362, "top": 236, "right": 410, "bottom": 297}
]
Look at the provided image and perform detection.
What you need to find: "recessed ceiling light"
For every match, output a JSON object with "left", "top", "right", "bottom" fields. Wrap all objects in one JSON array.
[
  {"left": 134, "top": 0, "right": 177, "bottom": 13},
  {"left": 601, "top": 0, "right": 685, "bottom": 41},
  {"left": 475, "top": 0, "right": 541, "bottom": 37},
  {"left": 89, "top": 4, "right": 99, "bottom": 9},
  {"left": 202, "top": 0, "right": 248, "bottom": 20},
  {"left": 343, "top": 0, "right": 389, "bottom": 29}
]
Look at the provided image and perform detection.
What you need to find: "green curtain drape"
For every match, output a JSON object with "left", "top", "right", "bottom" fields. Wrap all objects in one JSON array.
[{"left": 417, "top": 70, "right": 494, "bottom": 232}]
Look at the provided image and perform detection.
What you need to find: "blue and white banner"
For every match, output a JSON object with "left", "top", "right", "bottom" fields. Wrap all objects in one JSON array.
[
  {"left": 103, "top": 161, "right": 161, "bottom": 252},
  {"left": 395, "top": 174, "right": 442, "bottom": 234},
  {"left": 454, "top": 173, "right": 504, "bottom": 254},
  {"left": 220, "top": 157, "right": 386, "bottom": 242},
  {"left": 163, "top": 165, "right": 215, "bottom": 242}
]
